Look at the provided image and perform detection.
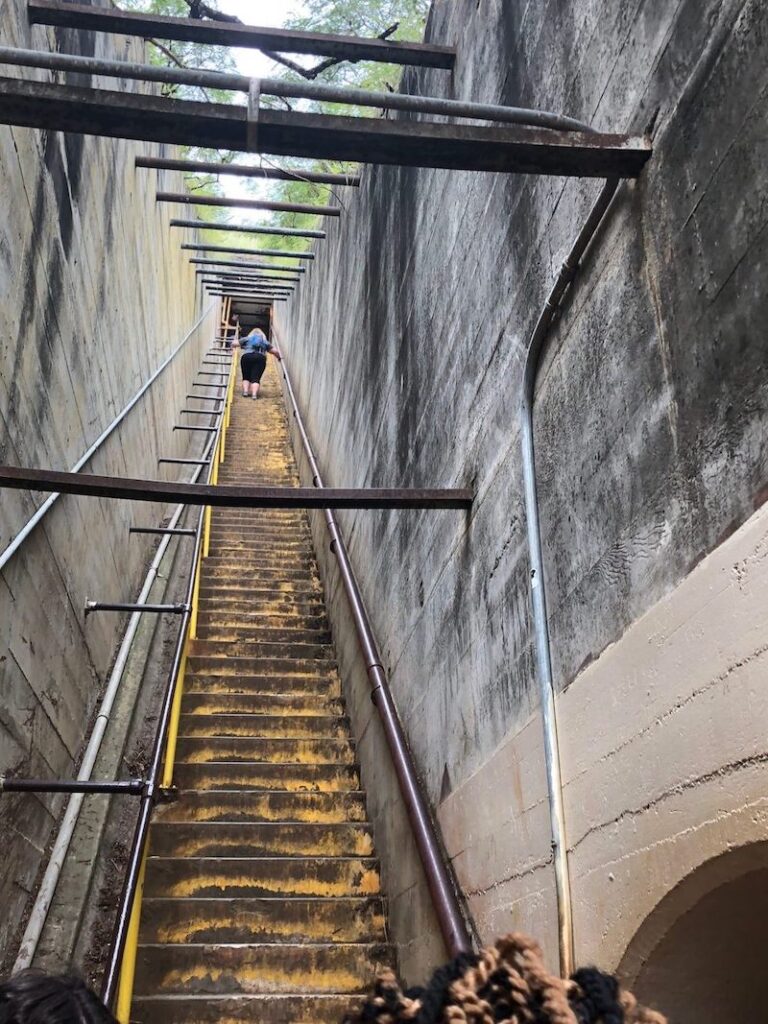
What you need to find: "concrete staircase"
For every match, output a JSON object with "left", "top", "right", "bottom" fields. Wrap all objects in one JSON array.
[{"left": 131, "top": 358, "right": 392, "bottom": 1023}]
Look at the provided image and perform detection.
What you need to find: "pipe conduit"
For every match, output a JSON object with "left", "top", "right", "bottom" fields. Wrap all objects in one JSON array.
[{"left": 521, "top": 175, "right": 620, "bottom": 975}]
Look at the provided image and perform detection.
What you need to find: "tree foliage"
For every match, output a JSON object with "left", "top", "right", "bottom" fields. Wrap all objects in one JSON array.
[{"left": 117, "top": 0, "right": 431, "bottom": 248}]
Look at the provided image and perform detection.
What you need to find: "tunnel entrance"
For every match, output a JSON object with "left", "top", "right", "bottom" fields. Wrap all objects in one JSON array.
[{"left": 622, "top": 846, "right": 768, "bottom": 1023}]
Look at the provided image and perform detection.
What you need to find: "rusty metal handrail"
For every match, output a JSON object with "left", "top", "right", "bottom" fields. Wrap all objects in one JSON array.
[{"left": 277, "top": 345, "right": 473, "bottom": 957}]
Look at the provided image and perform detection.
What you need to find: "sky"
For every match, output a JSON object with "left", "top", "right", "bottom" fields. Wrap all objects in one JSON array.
[{"left": 201, "top": 0, "right": 319, "bottom": 220}]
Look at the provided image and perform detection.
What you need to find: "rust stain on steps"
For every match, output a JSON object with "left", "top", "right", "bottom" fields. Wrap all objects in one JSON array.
[{"left": 132, "top": 358, "right": 392, "bottom": 1022}]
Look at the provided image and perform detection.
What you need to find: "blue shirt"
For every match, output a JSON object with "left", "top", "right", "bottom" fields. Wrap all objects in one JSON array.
[{"left": 242, "top": 334, "right": 272, "bottom": 354}]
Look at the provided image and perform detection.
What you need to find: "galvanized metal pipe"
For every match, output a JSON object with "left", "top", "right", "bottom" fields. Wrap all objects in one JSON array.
[
  {"left": 520, "top": 177, "right": 619, "bottom": 976},
  {"left": 0, "top": 46, "right": 591, "bottom": 133},
  {"left": 277, "top": 339, "right": 472, "bottom": 958},
  {"left": 0, "top": 304, "right": 214, "bottom": 573}
]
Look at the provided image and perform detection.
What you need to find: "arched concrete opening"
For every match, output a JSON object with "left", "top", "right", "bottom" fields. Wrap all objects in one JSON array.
[{"left": 619, "top": 843, "right": 768, "bottom": 1022}]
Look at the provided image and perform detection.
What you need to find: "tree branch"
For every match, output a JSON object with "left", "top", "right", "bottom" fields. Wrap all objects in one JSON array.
[
  {"left": 174, "top": 1, "right": 401, "bottom": 83},
  {"left": 146, "top": 38, "right": 213, "bottom": 101}
]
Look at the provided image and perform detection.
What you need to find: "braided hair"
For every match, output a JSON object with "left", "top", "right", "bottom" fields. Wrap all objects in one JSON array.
[
  {"left": 0, "top": 973, "right": 117, "bottom": 1024},
  {"left": 343, "top": 934, "right": 665, "bottom": 1024}
]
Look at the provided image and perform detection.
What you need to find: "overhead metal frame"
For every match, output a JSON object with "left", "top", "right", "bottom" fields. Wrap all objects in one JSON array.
[
  {"left": 182, "top": 242, "right": 314, "bottom": 261},
  {"left": 27, "top": 0, "right": 456, "bottom": 68},
  {"left": 171, "top": 219, "right": 325, "bottom": 240},
  {"left": 137, "top": 155, "right": 360, "bottom": 187},
  {"left": 0, "top": 465, "right": 474, "bottom": 511},
  {"left": 157, "top": 191, "right": 340, "bottom": 217}
]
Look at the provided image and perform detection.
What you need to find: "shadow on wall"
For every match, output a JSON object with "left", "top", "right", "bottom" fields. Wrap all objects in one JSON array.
[{"left": 620, "top": 842, "right": 768, "bottom": 1022}]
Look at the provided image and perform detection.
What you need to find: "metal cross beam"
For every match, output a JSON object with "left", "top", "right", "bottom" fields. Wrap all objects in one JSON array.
[
  {"left": 0, "top": 466, "right": 474, "bottom": 511},
  {"left": 138, "top": 156, "right": 360, "bottom": 187},
  {"left": 198, "top": 278, "right": 295, "bottom": 291},
  {"left": 157, "top": 191, "right": 340, "bottom": 217},
  {"left": 182, "top": 243, "right": 314, "bottom": 261},
  {"left": 199, "top": 277, "right": 293, "bottom": 289},
  {"left": 191, "top": 257, "right": 303, "bottom": 274},
  {"left": 197, "top": 273, "right": 295, "bottom": 286},
  {"left": 27, "top": 0, "right": 456, "bottom": 69},
  {"left": 0, "top": 78, "right": 652, "bottom": 177},
  {"left": 172, "top": 219, "right": 325, "bottom": 239}
]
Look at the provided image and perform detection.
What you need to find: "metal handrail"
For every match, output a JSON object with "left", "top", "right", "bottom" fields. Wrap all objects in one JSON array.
[
  {"left": 0, "top": 303, "right": 214, "bottom": 573},
  {"left": 100, "top": 346, "right": 236, "bottom": 1017},
  {"left": 276, "top": 341, "right": 472, "bottom": 957}
]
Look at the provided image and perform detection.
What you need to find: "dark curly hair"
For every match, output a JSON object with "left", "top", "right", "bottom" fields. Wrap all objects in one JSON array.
[
  {"left": 0, "top": 972, "right": 117, "bottom": 1024},
  {"left": 343, "top": 933, "right": 665, "bottom": 1024}
]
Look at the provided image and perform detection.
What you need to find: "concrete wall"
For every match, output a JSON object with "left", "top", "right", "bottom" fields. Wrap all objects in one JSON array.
[
  {"left": 275, "top": 0, "right": 768, "bottom": 988},
  {"left": 0, "top": 0, "right": 216, "bottom": 966}
]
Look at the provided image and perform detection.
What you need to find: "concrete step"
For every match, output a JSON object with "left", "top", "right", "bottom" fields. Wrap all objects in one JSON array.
[
  {"left": 181, "top": 693, "right": 344, "bottom": 717},
  {"left": 172, "top": 762, "right": 360, "bottom": 793},
  {"left": 207, "top": 534, "right": 312, "bottom": 549},
  {"left": 196, "top": 611, "right": 328, "bottom": 630},
  {"left": 139, "top": 896, "right": 386, "bottom": 945},
  {"left": 131, "top": 993, "right": 362, "bottom": 1024},
  {"left": 177, "top": 714, "right": 349, "bottom": 740},
  {"left": 199, "top": 580, "right": 323, "bottom": 599},
  {"left": 154, "top": 790, "right": 368, "bottom": 824},
  {"left": 148, "top": 821, "right": 374, "bottom": 858},
  {"left": 201, "top": 564, "right": 320, "bottom": 583},
  {"left": 133, "top": 941, "right": 393, "bottom": 996},
  {"left": 194, "top": 624, "right": 331, "bottom": 643},
  {"left": 197, "top": 593, "right": 327, "bottom": 614},
  {"left": 174, "top": 736, "right": 355, "bottom": 765},
  {"left": 187, "top": 654, "right": 337, "bottom": 675},
  {"left": 183, "top": 672, "right": 340, "bottom": 696},
  {"left": 143, "top": 857, "right": 381, "bottom": 899}
]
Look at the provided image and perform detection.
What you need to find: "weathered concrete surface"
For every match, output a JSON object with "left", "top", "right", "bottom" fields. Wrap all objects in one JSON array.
[
  {"left": 276, "top": 0, "right": 768, "bottom": 983},
  {"left": 0, "top": 0, "right": 215, "bottom": 967},
  {"left": 441, "top": 497, "right": 768, "bottom": 981}
]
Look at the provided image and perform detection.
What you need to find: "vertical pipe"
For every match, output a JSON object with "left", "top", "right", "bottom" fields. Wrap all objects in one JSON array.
[{"left": 520, "top": 177, "right": 619, "bottom": 976}]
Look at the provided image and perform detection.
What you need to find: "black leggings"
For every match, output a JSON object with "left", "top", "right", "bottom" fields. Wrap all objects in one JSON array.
[{"left": 241, "top": 351, "right": 267, "bottom": 383}]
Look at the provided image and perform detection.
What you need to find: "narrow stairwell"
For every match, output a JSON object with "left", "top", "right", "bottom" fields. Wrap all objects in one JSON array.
[{"left": 132, "top": 357, "right": 393, "bottom": 1023}]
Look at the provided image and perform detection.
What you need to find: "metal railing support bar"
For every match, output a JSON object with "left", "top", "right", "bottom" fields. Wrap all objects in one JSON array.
[
  {"left": 0, "top": 303, "right": 214, "bottom": 574},
  {"left": 277, "top": 344, "right": 472, "bottom": 958},
  {"left": 1, "top": 779, "right": 144, "bottom": 795}
]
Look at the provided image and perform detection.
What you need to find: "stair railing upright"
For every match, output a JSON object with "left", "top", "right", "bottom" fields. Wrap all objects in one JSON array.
[
  {"left": 276, "top": 338, "right": 473, "bottom": 958},
  {"left": 101, "top": 339, "right": 237, "bottom": 1021}
]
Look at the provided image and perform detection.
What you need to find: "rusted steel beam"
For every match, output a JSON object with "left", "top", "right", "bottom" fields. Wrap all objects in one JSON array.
[
  {"left": 0, "top": 78, "right": 652, "bottom": 178},
  {"left": 157, "top": 191, "right": 340, "bottom": 217},
  {"left": 196, "top": 274, "right": 297, "bottom": 285},
  {"left": 0, "top": 466, "right": 474, "bottom": 511},
  {"left": 191, "top": 257, "right": 303, "bottom": 274},
  {"left": 183, "top": 242, "right": 314, "bottom": 260},
  {"left": 138, "top": 156, "right": 360, "bottom": 187},
  {"left": 172, "top": 219, "right": 325, "bottom": 240},
  {"left": 27, "top": 0, "right": 456, "bottom": 69}
]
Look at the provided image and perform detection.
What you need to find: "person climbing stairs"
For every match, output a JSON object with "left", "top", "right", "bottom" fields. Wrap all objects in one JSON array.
[{"left": 130, "top": 354, "right": 393, "bottom": 1023}]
